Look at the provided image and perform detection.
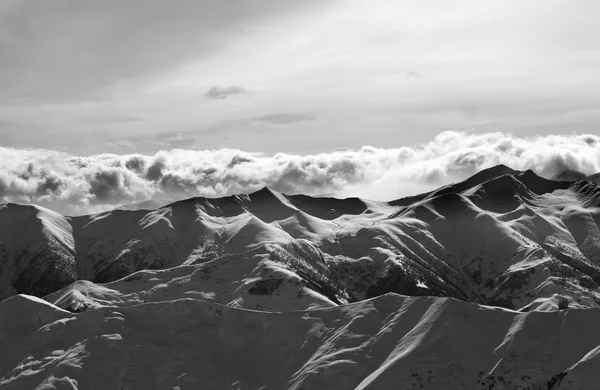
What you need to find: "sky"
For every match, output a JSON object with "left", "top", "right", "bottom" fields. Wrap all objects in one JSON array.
[{"left": 1, "top": 0, "right": 599, "bottom": 214}]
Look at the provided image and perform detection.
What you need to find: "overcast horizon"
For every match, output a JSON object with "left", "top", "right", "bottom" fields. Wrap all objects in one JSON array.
[{"left": 1, "top": 0, "right": 599, "bottom": 213}]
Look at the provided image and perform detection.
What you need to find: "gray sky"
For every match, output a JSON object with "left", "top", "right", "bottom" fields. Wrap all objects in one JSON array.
[{"left": 1, "top": 0, "right": 598, "bottom": 155}]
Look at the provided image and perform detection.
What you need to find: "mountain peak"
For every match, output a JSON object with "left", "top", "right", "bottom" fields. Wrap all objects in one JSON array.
[
  {"left": 515, "top": 169, "right": 570, "bottom": 195},
  {"left": 471, "top": 164, "right": 519, "bottom": 182},
  {"left": 248, "top": 186, "right": 280, "bottom": 198},
  {"left": 485, "top": 163, "right": 516, "bottom": 173}
]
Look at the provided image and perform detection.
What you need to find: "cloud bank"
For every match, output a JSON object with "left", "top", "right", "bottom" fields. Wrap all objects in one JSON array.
[{"left": 1, "top": 131, "right": 599, "bottom": 215}]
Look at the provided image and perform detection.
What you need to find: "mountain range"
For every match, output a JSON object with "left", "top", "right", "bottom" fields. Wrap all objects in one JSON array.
[{"left": 2, "top": 164, "right": 600, "bottom": 389}]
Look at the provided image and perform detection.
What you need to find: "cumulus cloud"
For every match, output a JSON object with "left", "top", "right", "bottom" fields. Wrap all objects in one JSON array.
[
  {"left": 204, "top": 85, "right": 247, "bottom": 100},
  {"left": 1, "top": 131, "right": 600, "bottom": 215}
]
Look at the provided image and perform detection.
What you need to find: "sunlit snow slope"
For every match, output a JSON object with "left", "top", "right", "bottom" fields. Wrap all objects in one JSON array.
[{"left": 0, "top": 293, "right": 597, "bottom": 389}]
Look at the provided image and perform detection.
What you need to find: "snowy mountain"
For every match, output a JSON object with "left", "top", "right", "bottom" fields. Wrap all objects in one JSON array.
[
  {"left": 2, "top": 164, "right": 600, "bottom": 389},
  {"left": 2, "top": 165, "right": 600, "bottom": 312}
]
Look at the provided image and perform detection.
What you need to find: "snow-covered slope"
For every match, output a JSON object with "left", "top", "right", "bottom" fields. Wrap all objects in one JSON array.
[
  {"left": 44, "top": 245, "right": 338, "bottom": 313},
  {"left": 0, "top": 204, "right": 76, "bottom": 299},
  {"left": 0, "top": 293, "right": 598, "bottom": 389}
]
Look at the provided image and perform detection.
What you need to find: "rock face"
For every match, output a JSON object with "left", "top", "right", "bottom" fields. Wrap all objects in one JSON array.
[{"left": 2, "top": 166, "right": 600, "bottom": 313}]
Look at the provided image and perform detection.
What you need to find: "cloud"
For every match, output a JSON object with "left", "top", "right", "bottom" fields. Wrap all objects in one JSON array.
[
  {"left": 204, "top": 86, "right": 247, "bottom": 100},
  {"left": 227, "top": 153, "right": 256, "bottom": 168},
  {"left": 1, "top": 0, "right": 598, "bottom": 156},
  {"left": 1, "top": 131, "right": 600, "bottom": 215},
  {"left": 0, "top": 1, "right": 323, "bottom": 103},
  {"left": 407, "top": 71, "right": 425, "bottom": 79},
  {"left": 254, "top": 113, "right": 316, "bottom": 125}
]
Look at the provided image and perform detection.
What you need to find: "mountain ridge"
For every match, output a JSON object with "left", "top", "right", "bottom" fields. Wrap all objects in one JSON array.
[{"left": 2, "top": 164, "right": 600, "bottom": 312}]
